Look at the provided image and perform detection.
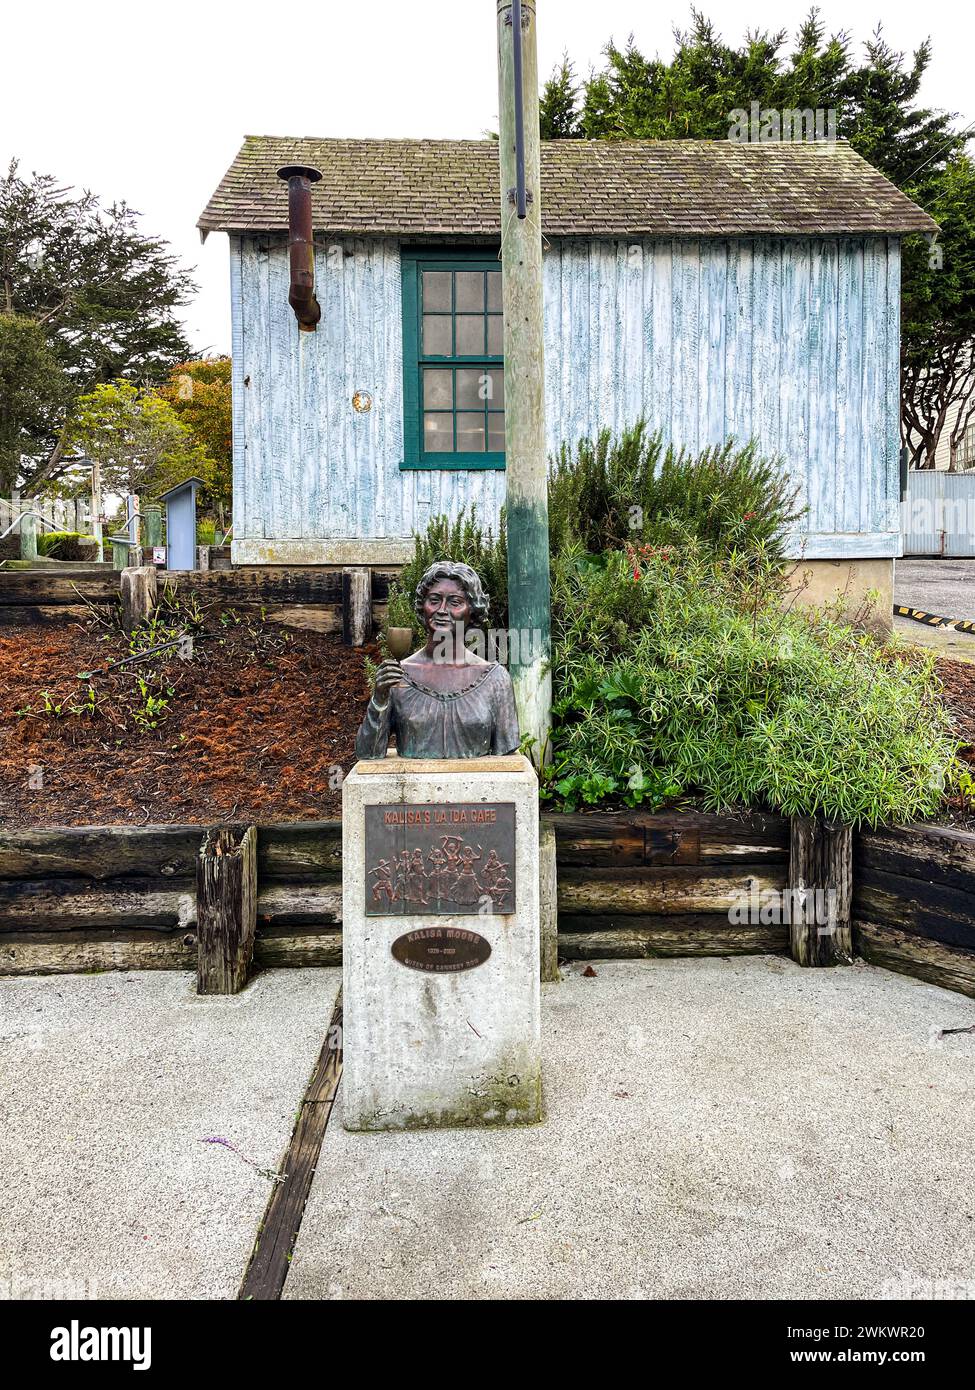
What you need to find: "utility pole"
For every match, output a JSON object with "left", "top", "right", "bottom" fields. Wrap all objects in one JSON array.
[{"left": 496, "top": 0, "right": 551, "bottom": 762}]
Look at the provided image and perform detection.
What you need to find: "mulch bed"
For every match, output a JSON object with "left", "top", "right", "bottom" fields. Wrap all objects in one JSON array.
[
  {"left": 937, "top": 657, "right": 975, "bottom": 747},
  {"left": 936, "top": 656, "right": 975, "bottom": 826},
  {"left": 2, "top": 607, "right": 975, "bottom": 831},
  {"left": 0, "top": 607, "right": 375, "bottom": 828}
]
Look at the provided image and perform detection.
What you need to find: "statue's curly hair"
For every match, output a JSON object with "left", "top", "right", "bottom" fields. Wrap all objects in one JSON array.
[{"left": 413, "top": 561, "right": 490, "bottom": 626}]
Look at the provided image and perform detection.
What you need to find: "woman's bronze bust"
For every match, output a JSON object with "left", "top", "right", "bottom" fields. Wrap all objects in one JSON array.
[{"left": 355, "top": 562, "right": 520, "bottom": 760}]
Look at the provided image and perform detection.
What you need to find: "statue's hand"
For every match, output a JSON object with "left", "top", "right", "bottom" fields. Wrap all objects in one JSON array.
[{"left": 373, "top": 659, "right": 406, "bottom": 704}]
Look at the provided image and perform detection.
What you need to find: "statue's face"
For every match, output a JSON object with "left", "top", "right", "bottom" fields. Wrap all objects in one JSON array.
[{"left": 421, "top": 577, "right": 471, "bottom": 635}]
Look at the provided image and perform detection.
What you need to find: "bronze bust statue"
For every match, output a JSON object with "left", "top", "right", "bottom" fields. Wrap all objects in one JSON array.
[{"left": 355, "top": 562, "right": 520, "bottom": 760}]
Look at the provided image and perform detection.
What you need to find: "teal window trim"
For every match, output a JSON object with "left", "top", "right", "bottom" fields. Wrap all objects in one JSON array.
[{"left": 400, "top": 247, "right": 505, "bottom": 471}]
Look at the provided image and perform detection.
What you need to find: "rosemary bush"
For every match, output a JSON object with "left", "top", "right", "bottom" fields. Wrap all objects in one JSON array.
[
  {"left": 385, "top": 507, "right": 508, "bottom": 649},
  {"left": 546, "top": 543, "right": 957, "bottom": 826},
  {"left": 548, "top": 421, "right": 804, "bottom": 562}
]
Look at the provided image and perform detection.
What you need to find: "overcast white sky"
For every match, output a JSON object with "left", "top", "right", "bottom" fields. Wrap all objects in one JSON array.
[{"left": 3, "top": 0, "right": 972, "bottom": 356}]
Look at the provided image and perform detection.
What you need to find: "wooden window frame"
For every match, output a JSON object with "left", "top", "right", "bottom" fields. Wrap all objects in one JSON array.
[{"left": 400, "top": 247, "right": 505, "bottom": 471}]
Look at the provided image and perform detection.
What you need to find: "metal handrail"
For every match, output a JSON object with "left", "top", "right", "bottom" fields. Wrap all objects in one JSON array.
[
  {"left": 0, "top": 509, "right": 51, "bottom": 542},
  {"left": 107, "top": 510, "right": 147, "bottom": 545}
]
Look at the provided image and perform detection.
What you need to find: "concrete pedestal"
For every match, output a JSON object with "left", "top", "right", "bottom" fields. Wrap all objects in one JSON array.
[{"left": 342, "top": 754, "right": 542, "bottom": 1130}]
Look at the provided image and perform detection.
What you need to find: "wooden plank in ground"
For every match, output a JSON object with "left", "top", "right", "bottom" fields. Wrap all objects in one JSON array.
[
  {"left": 854, "top": 868, "right": 975, "bottom": 951},
  {"left": 0, "top": 929, "right": 195, "bottom": 974},
  {"left": 857, "top": 824, "right": 975, "bottom": 895},
  {"left": 557, "top": 864, "right": 786, "bottom": 916},
  {"left": 257, "top": 823, "right": 342, "bottom": 881},
  {"left": 547, "top": 810, "right": 789, "bottom": 867},
  {"left": 0, "top": 878, "right": 197, "bottom": 932},
  {"left": 559, "top": 924, "right": 787, "bottom": 959},
  {"left": 239, "top": 993, "right": 343, "bottom": 1301},
  {"left": 558, "top": 910, "right": 757, "bottom": 935},
  {"left": 342, "top": 566, "right": 372, "bottom": 645},
  {"left": 0, "top": 825, "right": 204, "bottom": 881},
  {"left": 257, "top": 883, "right": 342, "bottom": 928},
  {"left": 255, "top": 928, "right": 342, "bottom": 968},
  {"left": 0, "top": 573, "right": 120, "bottom": 604},
  {"left": 788, "top": 816, "right": 853, "bottom": 966},
  {"left": 197, "top": 826, "right": 258, "bottom": 995},
  {"left": 855, "top": 920, "right": 975, "bottom": 1000},
  {"left": 162, "top": 567, "right": 391, "bottom": 604}
]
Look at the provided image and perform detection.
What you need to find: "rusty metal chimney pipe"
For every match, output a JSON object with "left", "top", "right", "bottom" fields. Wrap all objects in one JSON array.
[{"left": 277, "top": 164, "right": 322, "bottom": 331}]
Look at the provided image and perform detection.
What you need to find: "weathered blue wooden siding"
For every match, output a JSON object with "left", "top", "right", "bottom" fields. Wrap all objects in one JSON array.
[{"left": 231, "top": 234, "right": 901, "bottom": 560}]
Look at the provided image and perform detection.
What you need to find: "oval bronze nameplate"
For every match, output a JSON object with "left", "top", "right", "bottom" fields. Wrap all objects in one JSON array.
[{"left": 391, "top": 927, "right": 491, "bottom": 974}]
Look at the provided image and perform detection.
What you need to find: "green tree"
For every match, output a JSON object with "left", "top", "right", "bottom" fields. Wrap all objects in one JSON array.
[
  {"left": 0, "top": 160, "right": 195, "bottom": 495},
  {"left": 539, "top": 56, "right": 582, "bottom": 140},
  {"left": 902, "top": 157, "right": 975, "bottom": 468},
  {"left": 156, "top": 358, "right": 233, "bottom": 521},
  {"left": 67, "top": 380, "right": 211, "bottom": 502},
  {"left": 0, "top": 313, "right": 69, "bottom": 492}
]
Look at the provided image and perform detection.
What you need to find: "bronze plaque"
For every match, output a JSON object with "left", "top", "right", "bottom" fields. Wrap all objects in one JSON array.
[
  {"left": 391, "top": 927, "right": 492, "bottom": 973},
  {"left": 365, "top": 802, "right": 516, "bottom": 916}
]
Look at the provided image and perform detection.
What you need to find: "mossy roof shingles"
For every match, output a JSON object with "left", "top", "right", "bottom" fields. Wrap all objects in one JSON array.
[{"left": 198, "top": 136, "right": 936, "bottom": 238}]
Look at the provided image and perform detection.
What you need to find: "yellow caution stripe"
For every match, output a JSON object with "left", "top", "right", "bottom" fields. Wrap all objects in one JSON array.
[{"left": 894, "top": 605, "right": 975, "bottom": 634}]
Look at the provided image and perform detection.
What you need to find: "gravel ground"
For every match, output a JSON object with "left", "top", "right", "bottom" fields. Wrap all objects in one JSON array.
[
  {"left": 285, "top": 957, "right": 975, "bottom": 1302},
  {"left": 0, "top": 968, "right": 339, "bottom": 1300}
]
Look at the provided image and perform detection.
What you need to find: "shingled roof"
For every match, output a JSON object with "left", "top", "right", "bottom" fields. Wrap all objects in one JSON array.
[{"left": 198, "top": 136, "right": 936, "bottom": 239}]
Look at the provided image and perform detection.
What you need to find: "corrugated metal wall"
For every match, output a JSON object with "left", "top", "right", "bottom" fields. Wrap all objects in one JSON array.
[
  {"left": 232, "top": 234, "right": 902, "bottom": 559},
  {"left": 902, "top": 470, "right": 975, "bottom": 556}
]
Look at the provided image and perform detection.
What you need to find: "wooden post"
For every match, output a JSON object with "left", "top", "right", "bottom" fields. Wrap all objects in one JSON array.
[
  {"left": 19, "top": 512, "right": 37, "bottom": 562},
  {"left": 788, "top": 816, "right": 853, "bottom": 966},
  {"left": 342, "top": 566, "right": 372, "bottom": 646},
  {"left": 197, "top": 826, "right": 258, "bottom": 995},
  {"left": 539, "top": 821, "right": 559, "bottom": 981},
  {"left": 120, "top": 565, "right": 158, "bottom": 634},
  {"left": 497, "top": 0, "right": 552, "bottom": 761},
  {"left": 143, "top": 504, "right": 163, "bottom": 555},
  {"left": 111, "top": 539, "right": 129, "bottom": 571}
]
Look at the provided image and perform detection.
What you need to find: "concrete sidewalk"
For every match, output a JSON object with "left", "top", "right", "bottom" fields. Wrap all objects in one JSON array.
[
  {"left": 0, "top": 968, "right": 339, "bottom": 1300},
  {"left": 3, "top": 957, "right": 973, "bottom": 1300},
  {"left": 285, "top": 957, "right": 975, "bottom": 1301}
]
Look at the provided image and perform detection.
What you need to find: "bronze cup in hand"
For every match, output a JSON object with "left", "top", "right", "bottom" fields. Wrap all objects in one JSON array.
[{"left": 386, "top": 627, "right": 414, "bottom": 661}]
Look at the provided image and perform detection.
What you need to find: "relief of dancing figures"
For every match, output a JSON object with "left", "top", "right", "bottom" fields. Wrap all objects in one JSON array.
[{"left": 367, "top": 828, "right": 514, "bottom": 915}]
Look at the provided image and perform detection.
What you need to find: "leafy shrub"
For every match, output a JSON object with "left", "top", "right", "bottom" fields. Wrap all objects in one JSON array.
[
  {"left": 385, "top": 507, "right": 508, "bottom": 650},
  {"left": 36, "top": 530, "right": 99, "bottom": 560},
  {"left": 546, "top": 542, "right": 957, "bottom": 827},
  {"left": 548, "top": 421, "right": 804, "bottom": 562}
]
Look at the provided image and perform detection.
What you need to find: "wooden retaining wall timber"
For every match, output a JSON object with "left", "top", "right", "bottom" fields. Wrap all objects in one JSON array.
[
  {"left": 0, "top": 566, "right": 394, "bottom": 632},
  {"left": 854, "top": 823, "right": 975, "bottom": 999},
  {"left": 0, "top": 822, "right": 342, "bottom": 975},
  {"left": 550, "top": 810, "right": 790, "bottom": 958},
  {"left": 1, "top": 814, "right": 974, "bottom": 995},
  {"left": 0, "top": 813, "right": 789, "bottom": 974}
]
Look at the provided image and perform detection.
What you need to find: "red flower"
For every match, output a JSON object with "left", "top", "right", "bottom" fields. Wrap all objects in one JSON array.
[{"left": 743, "top": 511, "right": 757, "bottom": 521}]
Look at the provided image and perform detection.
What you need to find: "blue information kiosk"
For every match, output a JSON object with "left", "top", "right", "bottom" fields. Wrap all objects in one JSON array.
[{"left": 158, "top": 477, "right": 205, "bottom": 571}]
